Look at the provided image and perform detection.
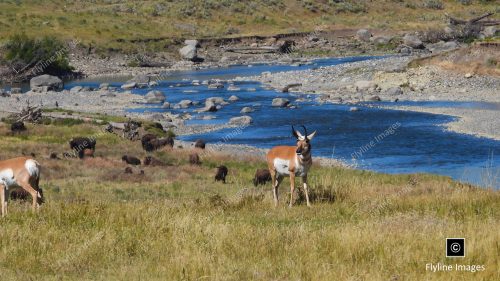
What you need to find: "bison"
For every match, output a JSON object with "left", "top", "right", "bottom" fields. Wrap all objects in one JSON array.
[
  {"left": 10, "top": 121, "right": 26, "bottom": 133},
  {"left": 141, "top": 134, "right": 174, "bottom": 152},
  {"left": 122, "top": 155, "right": 141, "bottom": 165},
  {"left": 215, "top": 165, "right": 228, "bottom": 183},
  {"left": 253, "top": 169, "right": 272, "bottom": 186},
  {"left": 194, "top": 139, "right": 206, "bottom": 149},
  {"left": 69, "top": 137, "right": 96, "bottom": 159}
]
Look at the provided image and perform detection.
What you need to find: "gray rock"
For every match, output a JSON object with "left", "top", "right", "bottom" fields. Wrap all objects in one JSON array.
[
  {"left": 70, "top": 86, "right": 83, "bottom": 94},
  {"left": 426, "top": 41, "right": 458, "bottom": 53},
  {"left": 184, "top": 39, "right": 200, "bottom": 47},
  {"left": 162, "top": 102, "right": 171, "bottom": 109},
  {"left": 384, "top": 87, "right": 403, "bottom": 96},
  {"left": 228, "top": 116, "right": 253, "bottom": 126},
  {"left": 30, "top": 74, "right": 63, "bottom": 91},
  {"left": 281, "top": 83, "right": 302, "bottom": 92},
  {"left": 208, "top": 82, "right": 224, "bottom": 89},
  {"left": 372, "top": 36, "right": 391, "bottom": 45},
  {"left": 121, "top": 82, "right": 137, "bottom": 90},
  {"left": 356, "top": 29, "right": 372, "bottom": 42},
  {"left": 365, "top": 95, "right": 381, "bottom": 102},
  {"left": 272, "top": 98, "right": 290, "bottom": 107},
  {"left": 403, "top": 34, "right": 423, "bottom": 49},
  {"left": 149, "top": 81, "right": 159, "bottom": 87},
  {"left": 355, "top": 80, "right": 377, "bottom": 91},
  {"left": 178, "top": 100, "right": 193, "bottom": 108},
  {"left": 240, "top": 107, "right": 254, "bottom": 113},
  {"left": 179, "top": 44, "right": 197, "bottom": 61},
  {"left": 349, "top": 107, "right": 360, "bottom": 112},
  {"left": 144, "top": 90, "right": 166, "bottom": 103},
  {"left": 228, "top": 95, "right": 239, "bottom": 101}
]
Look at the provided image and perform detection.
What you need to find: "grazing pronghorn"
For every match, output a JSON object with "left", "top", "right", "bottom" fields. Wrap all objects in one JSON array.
[
  {"left": 267, "top": 126, "right": 316, "bottom": 207},
  {"left": 0, "top": 157, "right": 43, "bottom": 217}
]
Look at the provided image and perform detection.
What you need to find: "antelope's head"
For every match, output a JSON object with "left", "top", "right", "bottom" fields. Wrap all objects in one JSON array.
[{"left": 292, "top": 125, "right": 316, "bottom": 156}]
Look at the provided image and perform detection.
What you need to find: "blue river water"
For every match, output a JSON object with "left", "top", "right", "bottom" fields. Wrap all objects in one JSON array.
[{"left": 66, "top": 56, "right": 500, "bottom": 188}]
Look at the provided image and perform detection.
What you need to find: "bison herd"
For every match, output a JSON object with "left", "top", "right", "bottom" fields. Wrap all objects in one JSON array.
[{"left": 51, "top": 136, "right": 272, "bottom": 186}]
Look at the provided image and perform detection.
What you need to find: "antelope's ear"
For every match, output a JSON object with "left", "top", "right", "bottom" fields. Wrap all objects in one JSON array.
[
  {"left": 307, "top": 131, "right": 317, "bottom": 140},
  {"left": 292, "top": 126, "right": 304, "bottom": 139}
]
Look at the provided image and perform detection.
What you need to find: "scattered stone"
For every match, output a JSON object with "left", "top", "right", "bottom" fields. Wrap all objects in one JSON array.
[
  {"left": 384, "top": 87, "right": 403, "bottom": 96},
  {"left": 349, "top": 107, "right": 360, "bottom": 112},
  {"left": 0, "top": 89, "right": 11, "bottom": 97},
  {"left": 99, "top": 83, "right": 110, "bottom": 89},
  {"left": 465, "top": 73, "right": 473, "bottom": 79},
  {"left": 403, "top": 34, "right": 423, "bottom": 49},
  {"left": 365, "top": 95, "right": 381, "bottom": 102},
  {"left": 426, "top": 41, "right": 458, "bottom": 53},
  {"left": 144, "top": 90, "right": 166, "bottom": 103},
  {"left": 121, "top": 82, "right": 137, "bottom": 90},
  {"left": 355, "top": 80, "right": 377, "bottom": 91},
  {"left": 178, "top": 100, "right": 193, "bottom": 108},
  {"left": 162, "top": 102, "right": 171, "bottom": 109},
  {"left": 228, "top": 116, "right": 253, "bottom": 126},
  {"left": 281, "top": 83, "right": 302, "bottom": 93},
  {"left": 240, "top": 107, "right": 254, "bottom": 114},
  {"left": 228, "top": 95, "right": 239, "bottom": 102},
  {"left": 208, "top": 82, "right": 224, "bottom": 89},
  {"left": 30, "top": 74, "right": 63, "bottom": 91},
  {"left": 272, "top": 98, "right": 290, "bottom": 107},
  {"left": 356, "top": 29, "right": 372, "bottom": 42}
]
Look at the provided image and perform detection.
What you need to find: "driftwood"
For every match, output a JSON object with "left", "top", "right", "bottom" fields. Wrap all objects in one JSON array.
[
  {"left": 446, "top": 12, "right": 499, "bottom": 27},
  {"left": 105, "top": 119, "right": 144, "bottom": 141},
  {"left": 15, "top": 102, "right": 42, "bottom": 123},
  {"left": 445, "top": 12, "right": 499, "bottom": 39}
]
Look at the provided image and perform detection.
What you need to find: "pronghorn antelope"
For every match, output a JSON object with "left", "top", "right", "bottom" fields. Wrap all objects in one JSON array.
[
  {"left": 267, "top": 126, "right": 316, "bottom": 207},
  {"left": 0, "top": 157, "right": 44, "bottom": 217}
]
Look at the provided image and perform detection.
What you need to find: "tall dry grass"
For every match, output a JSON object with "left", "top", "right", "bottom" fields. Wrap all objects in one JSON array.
[{"left": 0, "top": 122, "right": 498, "bottom": 280}]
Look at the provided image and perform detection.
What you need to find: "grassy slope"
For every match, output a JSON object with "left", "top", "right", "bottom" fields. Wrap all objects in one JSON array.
[
  {"left": 0, "top": 0, "right": 498, "bottom": 52},
  {"left": 0, "top": 121, "right": 498, "bottom": 280}
]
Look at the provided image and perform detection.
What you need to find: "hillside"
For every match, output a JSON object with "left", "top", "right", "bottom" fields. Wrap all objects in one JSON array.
[{"left": 0, "top": 0, "right": 498, "bottom": 52}]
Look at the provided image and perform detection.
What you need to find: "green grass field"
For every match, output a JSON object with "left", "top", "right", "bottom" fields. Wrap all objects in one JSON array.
[
  {"left": 0, "top": 0, "right": 498, "bottom": 53},
  {"left": 0, "top": 120, "right": 499, "bottom": 280}
]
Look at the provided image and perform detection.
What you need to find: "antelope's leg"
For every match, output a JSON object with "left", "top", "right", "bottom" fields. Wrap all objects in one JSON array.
[
  {"left": 1, "top": 184, "right": 6, "bottom": 217},
  {"left": 302, "top": 175, "right": 311, "bottom": 207},
  {"left": 18, "top": 183, "right": 39, "bottom": 212},
  {"left": 289, "top": 173, "right": 295, "bottom": 207},
  {"left": 270, "top": 169, "right": 278, "bottom": 206}
]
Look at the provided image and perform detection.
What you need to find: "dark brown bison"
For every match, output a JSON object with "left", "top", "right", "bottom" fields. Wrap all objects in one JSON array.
[
  {"left": 10, "top": 187, "right": 44, "bottom": 204},
  {"left": 124, "top": 167, "right": 134, "bottom": 174},
  {"left": 194, "top": 139, "right": 206, "bottom": 149},
  {"left": 69, "top": 137, "right": 96, "bottom": 159},
  {"left": 122, "top": 155, "right": 141, "bottom": 165},
  {"left": 141, "top": 134, "right": 174, "bottom": 152},
  {"left": 10, "top": 121, "right": 26, "bottom": 133},
  {"left": 215, "top": 165, "right": 228, "bottom": 183},
  {"left": 253, "top": 169, "right": 272, "bottom": 186},
  {"left": 189, "top": 153, "right": 201, "bottom": 165}
]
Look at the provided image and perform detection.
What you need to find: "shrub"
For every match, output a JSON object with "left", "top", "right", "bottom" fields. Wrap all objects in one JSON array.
[
  {"left": 3, "top": 34, "right": 73, "bottom": 76},
  {"left": 423, "top": 0, "right": 444, "bottom": 9}
]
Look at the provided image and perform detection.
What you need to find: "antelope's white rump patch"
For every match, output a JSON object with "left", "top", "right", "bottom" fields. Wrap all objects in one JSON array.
[{"left": 25, "top": 159, "right": 40, "bottom": 177}]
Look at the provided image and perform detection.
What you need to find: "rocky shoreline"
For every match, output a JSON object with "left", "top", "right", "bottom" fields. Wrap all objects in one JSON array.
[{"left": 236, "top": 52, "right": 500, "bottom": 140}]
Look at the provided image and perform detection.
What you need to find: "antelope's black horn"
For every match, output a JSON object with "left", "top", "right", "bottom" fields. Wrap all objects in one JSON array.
[{"left": 302, "top": 125, "right": 308, "bottom": 139}]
